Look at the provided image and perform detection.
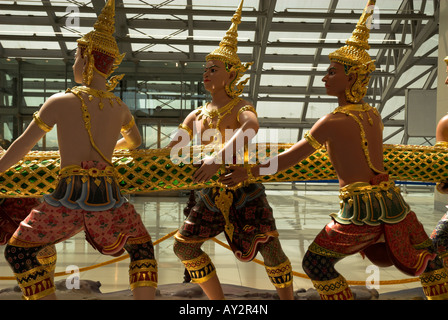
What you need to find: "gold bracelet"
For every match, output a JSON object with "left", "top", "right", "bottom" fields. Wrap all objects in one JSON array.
[
  {"left": 304, "top": 131, "right": 323, "bottom": 150},
  {"left": 121, "top": 116, "right": 135, "bottom": 133},
  {"left": 33, "top": 112, "right": 53, "bottom": 133}
]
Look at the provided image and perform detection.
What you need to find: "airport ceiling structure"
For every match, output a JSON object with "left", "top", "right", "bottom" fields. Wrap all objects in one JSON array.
[{"left": 0, "top": 0, "right": 441, "bottom": 149}]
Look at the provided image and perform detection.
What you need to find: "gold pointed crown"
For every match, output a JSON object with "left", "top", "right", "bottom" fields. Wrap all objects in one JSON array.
[
  {"left": 206, "top": 0, "right": 253, "bottom": 98},
  {"left": 77, "top": 0, "right": 125, "bottom": 89},
  {"left": 77, "top": 0, "right": 122, "bottom": 61},
  {"left": 445, "top": 56, "right": 448, "bottom": 65},
  {"left": 206, "top": 0, "right": 244, "bottom": 67},
  {"left": 329, "top": 0, "right": 376, "bottom": 74}
]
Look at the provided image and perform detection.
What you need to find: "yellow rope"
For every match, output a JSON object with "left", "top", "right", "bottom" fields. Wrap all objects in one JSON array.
[
  {"left": 0, "top": 229, "right": 178, "bottom": 281},
  {"left": 0, "top": 229, "right": 420, "bottom": 286},
  {"left": 210, "top": 238, "right": 420, "bottom": 286}
]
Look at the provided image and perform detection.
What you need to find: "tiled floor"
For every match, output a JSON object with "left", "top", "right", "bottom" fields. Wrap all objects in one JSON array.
[{"left": 0, "top": 183, "right": 444, "bottom": 297}]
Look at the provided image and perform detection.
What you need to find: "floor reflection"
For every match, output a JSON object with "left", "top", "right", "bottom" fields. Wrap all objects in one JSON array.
[{"left": 0, "top": 183, "right": 443, "bottom": 296}]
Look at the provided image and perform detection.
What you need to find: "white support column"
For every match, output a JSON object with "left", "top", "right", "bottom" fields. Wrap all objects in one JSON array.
[{"left": 434, "top": 0, "right": 448, "bottom": 211}]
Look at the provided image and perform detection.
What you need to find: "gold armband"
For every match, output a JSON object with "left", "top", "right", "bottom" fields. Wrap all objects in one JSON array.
[
  {"left": 237, "top": 105, "right": 257, "bottom": 123},
  {"left": 33, "top": 112, "right": 53, "bottom": 133},
  {"left": 178, "top": 123, "right": 193, "bottom": 139},
  {"left": 304, "top": 131, "right": 323, "bottom": 150},
  {"left": 121, "top": 116, "right": 135, "bottom": 133},
  {"left": 435, "top": 141, "right": 448, "bottom": 148}
]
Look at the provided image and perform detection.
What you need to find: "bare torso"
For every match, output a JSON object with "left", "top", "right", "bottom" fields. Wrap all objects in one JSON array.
[
  {"left": 48, "top": 91, "right": 128, "bottom": 168},
  {"left": 318, "top": 108, "right": 385, "bottom": 186},
  {"left": 191, "top": 99, "right": 250, "bottom": 145}
]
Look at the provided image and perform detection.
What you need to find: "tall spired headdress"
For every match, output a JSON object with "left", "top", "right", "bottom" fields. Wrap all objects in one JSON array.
[
  {"left": 77, "top": 0, "right": 125, "bottom": 91},
  {"left": 329, "top": 0, "right": 376, "bottom": 103},
  {"left": 206, "top": 0, "right": 253, "bottom": 98}
]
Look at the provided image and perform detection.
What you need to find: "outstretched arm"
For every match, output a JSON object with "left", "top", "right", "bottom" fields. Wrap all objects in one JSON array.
[
  {"left": 193, "top": 106, "right": 259, "bottom": 183},
  {"left": 0, "top": 102, "right": 56, "bottom": 173},
  {"left": 220, "top": 115, "right": 330, "bottom": 187}
]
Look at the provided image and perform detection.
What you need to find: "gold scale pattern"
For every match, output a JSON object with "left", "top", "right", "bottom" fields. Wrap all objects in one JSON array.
[{"left": 0, "top": 143, "right": 447, "bottom": 198}]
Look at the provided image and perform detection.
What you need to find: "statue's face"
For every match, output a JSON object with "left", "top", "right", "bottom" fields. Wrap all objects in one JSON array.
[
  {"left": 322, "top": 62, "right": 354, "bottom": 98},
  {"left": 73, "top": 46, "right": 86, "bottom": 84},
  {"left": 203, "top": 60, "right": 235, "bottom": 94}
]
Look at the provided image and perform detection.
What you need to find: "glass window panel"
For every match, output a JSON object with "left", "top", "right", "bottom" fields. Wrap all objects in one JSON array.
[
  {"left": 381, "top": 96, "right": 405, "bottom": 118},
  {"left": 23, "top": 96, "right": 44, "bottom": 108},
  {"left": 257, "top": 101, "right": 303, "bottom": 118},
  {"left": 259, "top": 74, "right": 309, "bottom": 87},
  {"left": 257, "top": 128, "right": 299, "bottom": 144},
  {"left": 133, "top": 43, "right": 189, "bottom": 53},
  {"left": 383, "top": 126, "right": 404, "bottom": 144},
  {"left": 395, "top": 65, "right": 433, "bottom": 89},
  {"left": 265, "top": 47, "right": 316, "bottom": 55},
  {"left": 306, "top": 102, "right": 337, "bottom": 119},
  {"left": 1, "top": 115, "right": 14, "bottom": 144}
]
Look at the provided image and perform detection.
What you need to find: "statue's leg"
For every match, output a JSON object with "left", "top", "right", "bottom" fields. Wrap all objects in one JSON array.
[
  {"left": 302, "top": 250, "right": 353, "bottom": 300},
  {"left": 258, "top": 237, "right": 294, "bottom": 300},
  {"left": 173, "top": 239, "right": 224, "bottom": 300},
  {"left": 419, "top": 215, "right": 448, "bottom": 300},
  {"left": 4, "top": 244, "right": 56, "bottom": 300},
  {"left": 419, "top": 257, "right": 448, "bottom": 300},
  {"left": 125, "top": 240, "right": 158, "bottom": 300}
]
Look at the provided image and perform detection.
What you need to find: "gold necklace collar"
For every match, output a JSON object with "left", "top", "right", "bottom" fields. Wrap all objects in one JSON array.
[
  {"left": 70, "top": 86, "right": 122, "bottom": 109},
  {"left": 333, "top": 103, "right": 371, "bottom": 113},
  {"left": 201, "top": 98, "right": 241, "bottom": 119}
]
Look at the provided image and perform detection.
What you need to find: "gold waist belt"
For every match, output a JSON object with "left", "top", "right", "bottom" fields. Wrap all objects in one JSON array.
[
  {"left": 339, "top": 180, "right": 399, "bottom": 200},
  {"left": 59, "top": 165, "right": 115, "bottom": 178}
]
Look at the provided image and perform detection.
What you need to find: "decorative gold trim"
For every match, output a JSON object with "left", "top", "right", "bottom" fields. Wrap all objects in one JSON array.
[
  {"left": 420, "top": 267, "right": 448, "bottom": 300},
  {"left": 265, "top": 259, "right": 293, "bottom": 289},
  {"left": 37, "top": 245, "right": 57, "bottom": 272},
  {"left": 129, "top": 259, "right": 158, "bottom": 290},
  {"left": 59, "top": 165, "right": 115, "bottom": 179},
  {"left": 214, "top": 188, "right": 235, "bottom": 241},
  {"left": 435, "top": 141, "right": 448, "bottom": 148},
  {"left": 15, "top": 265, "right": 55, "bottom": 300},
  {"left": 304, "top": 131, "right": 323, "bottom": 150},
  {"left": 312, "top": 275, "right": 354, "bottom": 300},
  {"left": 182, "top": 253, "right": 216, "bottom": 284},
  {"left": 32, "top": 112, "right": 53, "bottom": 133},
  {"left": 308, "top": 242, "right": 348, "bottom": 259},
  {"left": 196, "top": 98, "right": 241, "bottom": 131},
  {"left": 339, "top": 180, "right": 398, "bottom": 200}
]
